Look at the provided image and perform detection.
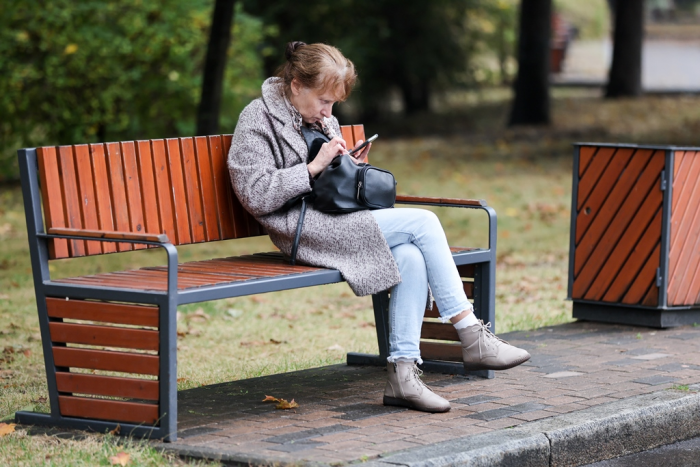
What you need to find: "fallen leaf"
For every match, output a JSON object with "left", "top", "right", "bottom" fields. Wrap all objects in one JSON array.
[
  {"left": 326, "top": 344, "right": 345, "bottom": 352},
  {"left": 0, "top": 370, "right": 14, "bottom": 379},
  {"left": 108, "top": 451, "right": 130, "bottom": 466},
  {"left": 3, "top": 347, "right": 15, "bottom": 354},
  {"left": 240, "top": 340, "right": 266, "bottom": 347},
  {"left": 177, "top": 330, "right": 187, "bottom": 338},
  {"left": 27, "top": 333, "right": 41, "bottom": 342},
  {"left": 276, "top": 398, "right": 299, "bottom": 410},
  {"left": 0, "top": 423, "right": 16, "bottom": 437},
  {"left": 262, "top": 395, "right": 279, "bottom": 402},
  {"left": 186, "top": 308, "right": 209, "bottom": 323},
  {"left": 269, "top": 338, "right": 285, "bottom": 345},
  {"left": 250, "top": 296, "right": 268, "bottom": 303},
  {"left": 177, "top": 377, "right": 188, "bottom": 383},
  {"left": 226, "top": 308, "right": 243, "bottom": 318},
  {"left": 109, "top": 424, "right": 121, "bottom": 435},
  {"left": 359, "top": 322, "right": 376, "bottom": 328},
  {"left": 340, "top": 312, "right": 356, "bottom": 319},
  {"left": 31, "top": 396, "right": 47, "bottom": 404},
  {"left": 22, "top": 349, "right": 31, "bottom": 357}
]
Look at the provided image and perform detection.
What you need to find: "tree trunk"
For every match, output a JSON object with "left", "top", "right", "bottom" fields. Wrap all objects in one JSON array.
[
  {"left": 606, "top": 0, "right": 644, "bottom": 98},
  {"left": 399, "top": 78, "right": 431, "bottom": 114},
  {"left": 509, "top": 0, "right": 552, "bottom": 126},
  {"left": 197, "top": 0, "right": 236, "bottom": 136}
]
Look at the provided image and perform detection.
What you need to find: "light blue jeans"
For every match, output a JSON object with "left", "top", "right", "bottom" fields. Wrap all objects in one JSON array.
[{"left": 371, "top": 208, "right": 473, "bottom": 364}]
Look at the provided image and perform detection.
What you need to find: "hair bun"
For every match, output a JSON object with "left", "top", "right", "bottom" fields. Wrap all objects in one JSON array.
[{"left": 285, "top": 41, "right": 307, "bottom": 60}]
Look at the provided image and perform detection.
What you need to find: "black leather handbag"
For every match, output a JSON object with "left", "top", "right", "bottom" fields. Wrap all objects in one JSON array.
[{"left": 288, "top": 127, "right": 397, "bottom": 264}]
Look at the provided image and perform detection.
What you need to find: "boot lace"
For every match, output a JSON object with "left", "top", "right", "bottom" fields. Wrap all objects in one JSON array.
[
  {"left": 408, "top": 363, "right": 429, "bottom": 394},
  {"left": 475, "top": 320, "right": 509, "bottom": 360}
]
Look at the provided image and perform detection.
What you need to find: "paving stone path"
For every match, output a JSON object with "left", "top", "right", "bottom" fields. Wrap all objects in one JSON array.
[{"left": 160, "top": 321, "right": 700, "bottom": 465}]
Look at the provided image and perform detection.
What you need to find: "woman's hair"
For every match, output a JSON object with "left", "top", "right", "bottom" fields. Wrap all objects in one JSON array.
[{"left": 276, "top": 41, "right": 357, "bottom": 102}]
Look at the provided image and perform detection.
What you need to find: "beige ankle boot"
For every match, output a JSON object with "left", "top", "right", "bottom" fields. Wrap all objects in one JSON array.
[
  {"left": 383, "top": 361, "right": 451, "bottom": 413},
  {"left": 457, "top": 320, "right": 531, "bottom": 371}
]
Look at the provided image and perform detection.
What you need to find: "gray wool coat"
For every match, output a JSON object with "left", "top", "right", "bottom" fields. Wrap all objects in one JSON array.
[{"left": 227, "top": 77, "right": 401, "bottom": 296}]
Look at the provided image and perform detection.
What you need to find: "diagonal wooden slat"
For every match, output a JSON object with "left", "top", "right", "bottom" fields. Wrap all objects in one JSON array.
[{"left": 577, "top": 147, "right": 617, "bottom": 212}]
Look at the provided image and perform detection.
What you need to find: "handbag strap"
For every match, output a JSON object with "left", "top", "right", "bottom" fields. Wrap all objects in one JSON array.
[{"left": 290, "top": 194, "right": 311, "bottom": 265}]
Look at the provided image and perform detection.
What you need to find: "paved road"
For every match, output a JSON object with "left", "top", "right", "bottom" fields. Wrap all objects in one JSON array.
[
  {"left": 585, "top": 436, "right": 700, "bottom": 466},
  {"left": 555, "top": 39, "right": 700, "bottom": 91}
]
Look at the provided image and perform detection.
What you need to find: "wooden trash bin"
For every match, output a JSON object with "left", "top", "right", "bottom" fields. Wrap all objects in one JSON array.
[{"left": 568, "top": 143, "right": 700, "bottom": 328}]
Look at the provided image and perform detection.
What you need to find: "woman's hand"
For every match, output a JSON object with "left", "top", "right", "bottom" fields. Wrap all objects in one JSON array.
[
  {"left": 350, "top": 140, "right": 371, "bottom": 164},
  {"left": 307, "top": 136, "right": 347, "bottom": 178}
]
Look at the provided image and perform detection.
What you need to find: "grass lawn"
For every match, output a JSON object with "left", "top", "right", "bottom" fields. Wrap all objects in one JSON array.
[{"left": 1, "top": 88, "right": 699, "bottom": 465}]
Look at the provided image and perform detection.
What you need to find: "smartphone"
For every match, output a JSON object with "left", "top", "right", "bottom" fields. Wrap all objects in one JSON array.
[{"left": 348, "top": 134, "right": 378, "bottom": 156}]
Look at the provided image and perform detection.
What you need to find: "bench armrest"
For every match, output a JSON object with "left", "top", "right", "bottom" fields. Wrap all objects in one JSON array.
[
  {"left": 47, "top": 228, "right": 169, "bottom": 244},
  {"left": 395, "top": 195, "right": 487, "bottom": 208},
  {"left": 40, "top": 229, "right": 179, "bottom": 296},
  {"left": 395, "top": 194, "right": 497, "bottom": 251}
]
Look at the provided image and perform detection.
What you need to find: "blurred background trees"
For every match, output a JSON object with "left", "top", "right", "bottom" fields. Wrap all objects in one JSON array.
[{"left": 1, "top": 0, "right": 699, "bottom": 181}]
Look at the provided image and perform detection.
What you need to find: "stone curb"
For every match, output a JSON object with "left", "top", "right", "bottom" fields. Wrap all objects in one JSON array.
[
  {"left": 154, "top": 388, "right": 700, "bottom": 466},
  {"left": 366, "top": 388, "right": 700, "bottom": 467}
]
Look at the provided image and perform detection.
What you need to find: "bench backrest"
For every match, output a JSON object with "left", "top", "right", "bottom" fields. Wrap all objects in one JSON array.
[{"left": 37, "top": 126, "right": 367, "bottom": 260}]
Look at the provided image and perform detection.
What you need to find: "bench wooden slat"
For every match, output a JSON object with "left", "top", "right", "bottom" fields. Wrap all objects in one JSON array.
[
  {"left": 135, "top": 141, "right": 162, "bottom": 240},
  {"left": 48, "top": 227, "right": 168, "bottom": 243},
  {"left": 56, "top": 373, "right": 159, "bottom": 401},
  {"left": 208, "top": 135, "right": 237, "bottom": 239},
  {"left": 58, "top": 395, "right": 159, "bottom": 424},
  {"left": 89, "top": 144, "right": 118, "bottom": 254},
  {"left": 121, "top": 141, "right": 147, "bottom": 250},
  {"left": 73, "top": 145, "right": 102, "bottom": 255},
  {"left": 395, "top": 195, "right": 486, "bottom": 207},
  {"left": 419, "top": 342, "right": 462, "bottom": 362},
  {"left": 58, "top": 145, "right": 86, "bottom": 257},
  {"left": 340, "top": 126, "right": 354, "bottom": 147},
  {"left": 457, "top": 264, "right": 475, "bottom": 278},
  {"left": 105, "top": 142, "right": 133, "bottom": 252},
  {"left": 46, "top": 298, "right": 159, "bottom": 328},
  {"left": 37, "top": 147, "right": 70, "bottom": 258},
  {"left": 53, "top": 347, "right": 159, "bottom": 375},
  {"left": 151, "top": 139, "right": 178, "bottom": 246},
  {"left": 166, "top": 138, "right": 192, "bottom": 244},
  {"left": 194, "top": 136, "right": 221, "bottom": 241},
  {"left": 180, "top": 137, "right": 206, "bottom": 243},
  {"left": 49, "top": 322, "right": 159, "bottom": 351},
  {"left": 352, "top": 125, "right": 365, "bottom": 147},
  {"left": 421, "top": 322, "right": 460, "bottom": 341},
  {"left": 423, "top": 282, "right": 474, "bottom": 318}
]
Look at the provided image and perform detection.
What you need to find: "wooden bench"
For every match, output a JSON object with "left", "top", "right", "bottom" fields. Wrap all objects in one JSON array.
[{"left": 15, "top": 125, "right": 497, "bottom": 441}]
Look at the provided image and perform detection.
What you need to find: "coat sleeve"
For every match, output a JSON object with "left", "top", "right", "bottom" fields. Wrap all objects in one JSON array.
[{"left": 227, "top": 102, "right": 311, "bottom": 217}]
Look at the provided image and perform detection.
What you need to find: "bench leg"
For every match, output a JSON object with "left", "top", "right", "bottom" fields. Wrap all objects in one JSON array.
[{"left": 347, "top": 291, "right": 390, "bottom": 366}]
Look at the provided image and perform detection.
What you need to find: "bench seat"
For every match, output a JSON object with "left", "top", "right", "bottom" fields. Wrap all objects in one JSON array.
[{"left": 50, "top": 247, "right": 484, "bottom": 302}]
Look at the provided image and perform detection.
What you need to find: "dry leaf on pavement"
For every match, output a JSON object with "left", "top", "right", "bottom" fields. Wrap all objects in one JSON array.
[
  {"left": 109, "top": 424, "right": 121, "bottom": 435},
  {"left": 108, "top": 451, "right": 130, "bottom": 466},
  {"left": 0, "top": 423, "right": 16, "bottom": 437},
  {"left": 275, "top": 399, "right": 299, "bottom": 410},
  {"left": 262, "top": 395, "right": 279, "bottom": 402}
]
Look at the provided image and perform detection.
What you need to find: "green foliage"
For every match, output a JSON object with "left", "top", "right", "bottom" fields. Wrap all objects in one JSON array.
[
  {"left": 243, "top": 0, "right": 483, "bottom": 117},
  {"left": 0, "top": 0, "right": 264, "bottom": 181}
]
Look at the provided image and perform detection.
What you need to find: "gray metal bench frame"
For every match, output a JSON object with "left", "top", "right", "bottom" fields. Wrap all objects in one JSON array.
[{"left": 15, "top": 147, "right": 497, "bottom": 441}]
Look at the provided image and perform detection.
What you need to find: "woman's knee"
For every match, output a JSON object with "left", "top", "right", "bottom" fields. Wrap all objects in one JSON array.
[{"left": 392, "top": 243, "right": 426, "bottom": 274}]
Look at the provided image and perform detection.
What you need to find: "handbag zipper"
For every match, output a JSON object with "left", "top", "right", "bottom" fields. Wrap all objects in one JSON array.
[{"left": 357, "top": 180, "right": 363, "bottom": 200}]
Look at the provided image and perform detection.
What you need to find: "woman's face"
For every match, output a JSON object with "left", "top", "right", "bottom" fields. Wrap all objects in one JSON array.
[{"left": 289, "top": 78, "right": 338, "bottom": 124}]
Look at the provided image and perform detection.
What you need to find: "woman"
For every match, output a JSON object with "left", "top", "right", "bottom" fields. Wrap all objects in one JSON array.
[{"left": 228, "top": 42, "right": 530, "bottom": 413}]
